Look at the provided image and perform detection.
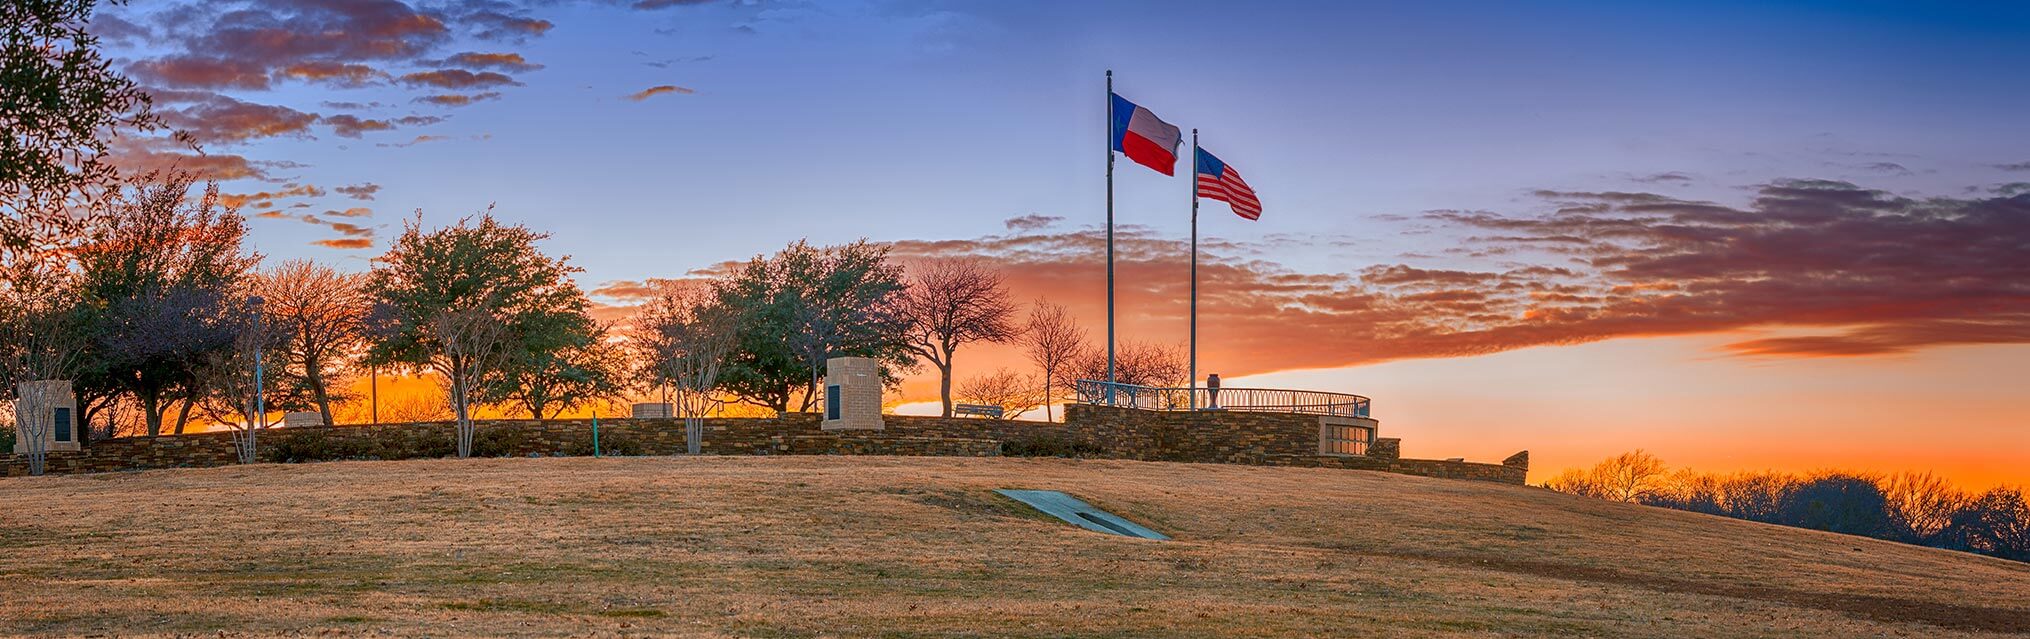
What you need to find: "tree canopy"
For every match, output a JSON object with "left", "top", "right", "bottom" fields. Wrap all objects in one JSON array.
[
  {"left": 2, "top": 0, "right": 165, "bottom": 245},
  {"left": 715, "top": 240, "right": 912, "bottom": 412}
]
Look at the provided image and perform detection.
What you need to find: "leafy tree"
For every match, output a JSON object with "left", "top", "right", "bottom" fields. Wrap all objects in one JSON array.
[
  {"left": 1777, "top": 473, "right": 1893, "bottom": 538},
  {"left": 1018, "top": 300, "right": 1086, "bottom": 423},
  {"left": 73, "top": 171, "right": 257, "bottom": 436},
  {"left": 1942, "top": 487, "right": 2030, "bottom": 562},
  {"left": 2, "top": 0, "right": 166, "bottom": 249},
  {"left": 898, "top": 260, "right": 1018, "bottom": 417},
  {"left": 494, "top": 321, "right": 624, "bottom": 419},
  {"left": 364, "top": 212, "right": 592, "bottom": 455},
  {"left": 716, "top": 240, "right": 912, "bottom": 412},
  {"left": 257, "top": 260, "right": 369, "bottom": 426}
]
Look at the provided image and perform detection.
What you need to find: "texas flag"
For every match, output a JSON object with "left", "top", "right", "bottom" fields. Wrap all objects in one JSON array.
[{"left": 1110, "top": 93, "right": 1182, "bottom": 175}]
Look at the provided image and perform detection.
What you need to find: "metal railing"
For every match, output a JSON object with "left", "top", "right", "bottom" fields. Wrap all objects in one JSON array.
[{"left": 1074, "top": 379, "right": 1370, "bottom": 418}]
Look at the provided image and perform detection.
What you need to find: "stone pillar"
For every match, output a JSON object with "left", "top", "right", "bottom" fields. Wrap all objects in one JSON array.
[
  {"left": 1367, "top": 437, "right": 1401, "bottom": 460},
  {"left": 14, "top": 380, "right": 80, "bottom": 453},
  {"left": 821, "top": 356, "right": 883, "bottom": 431}
]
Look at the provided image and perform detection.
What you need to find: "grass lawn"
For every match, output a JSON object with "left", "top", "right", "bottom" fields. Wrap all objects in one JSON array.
[{"left": 1, "top": 456, "right": 2025, "bottom": 637}]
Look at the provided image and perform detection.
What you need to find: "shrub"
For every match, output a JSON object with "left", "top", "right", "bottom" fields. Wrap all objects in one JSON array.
[
  {"left": 261, "top": 426, "right": 457, "bottom": 463},
  {"left": 1001, "top": 432, "right": 1104, "bottom": 458},
  {"left": 1777, "top": 473, "right": 1892, "bottom": 537},
  {"left": 1940, "top": 487, "right": 2030, "bottom": 561},
  {"left": 471, "top": 426, "right": 539, "bottom": 458},
  {"left": 264, "top": 430, "right": 377, "bottom": 463},
  {"left": 559, "top": 431, "right": 646, "bottom": 457}
]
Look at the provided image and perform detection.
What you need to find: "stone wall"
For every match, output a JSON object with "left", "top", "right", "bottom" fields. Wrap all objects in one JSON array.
[{"left": 2, "top": 407, "right": 1527, "bottom": 485}]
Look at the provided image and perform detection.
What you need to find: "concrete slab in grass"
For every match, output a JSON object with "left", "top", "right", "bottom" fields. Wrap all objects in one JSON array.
[{"left": 994, "top": 489, "right": 1169, "bottom": 540}]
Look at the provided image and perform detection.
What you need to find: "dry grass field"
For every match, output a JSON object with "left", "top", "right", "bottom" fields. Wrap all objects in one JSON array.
[{"left": 1, "top": 456, "right": 2026, "bottom": 638}]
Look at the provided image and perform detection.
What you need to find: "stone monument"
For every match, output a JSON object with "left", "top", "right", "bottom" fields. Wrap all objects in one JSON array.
[
  {"left": 282, "top": 411, "right": 323, "bottom": 428},
  {"left": 14, "top": 380, "right": 80, "bottom": 453},
  {"left": 821, "top": 356, "right": 883, "bottom": 431}
]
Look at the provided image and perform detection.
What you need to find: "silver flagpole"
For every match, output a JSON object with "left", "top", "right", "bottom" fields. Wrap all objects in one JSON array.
[
  {"left": 1105, "top": 70, "right": 1117, "bottom": 402},
  {"left": 1189, "top": 129, "right": 1199, "bottom": 410}
]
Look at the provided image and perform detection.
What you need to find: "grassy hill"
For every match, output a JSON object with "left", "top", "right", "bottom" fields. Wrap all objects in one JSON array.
[{"left": 1, "top": 457, "right": 2025, "bottom": 638}]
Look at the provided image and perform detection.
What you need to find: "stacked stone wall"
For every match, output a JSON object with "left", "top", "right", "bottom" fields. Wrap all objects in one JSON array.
[{"left": 4, "top": 407, "right": 1525, "bottom": 485}]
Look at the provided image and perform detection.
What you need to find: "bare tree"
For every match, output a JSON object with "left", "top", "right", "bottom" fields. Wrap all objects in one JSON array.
[
  {"left": 258, "top": 260, "right": 368, "bottom": 426},
  {"left": 957, "top": 368, "right": 1046, "bottom": 419},
  {"left": 1883, "top": 471, "right": 1970, "bottom": 544},
  {"left": 377, "top": 391, "right": 454, "bottom": 423},
  {"left": 0, "top": 254, "right": 87, "bottom": 475},
  {"left": 898, "top": 261, "right": 1018, "bottom": 417},
  {"left": 1061, "top": 339, "right": 1186, "bottom": 390},
  {"left": 633, "top": 282, "right": 737, "bottom": 452},
  {"left": 1596, "top": 450, "right": 1670, "bottom": 502},
  {"left": 1018, "top": 300, "right": 1086, "bottom": 423},
  {"left": 430, "top": 307, "right": 511, "bottom": 458},
  {"left": 194, "top": 302, "right": 281, "bottom": 464},
  {"left": 1545, "top": 450, "right": 1673, "bottom": 503}
]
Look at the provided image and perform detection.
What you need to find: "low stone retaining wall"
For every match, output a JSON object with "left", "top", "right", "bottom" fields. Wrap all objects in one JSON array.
[{"left": 3, "top": 406, "right": 1526, "bottom": 485}]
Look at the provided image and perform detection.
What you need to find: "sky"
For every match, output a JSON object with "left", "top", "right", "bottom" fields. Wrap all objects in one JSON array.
[{"left": 89, "top": 0, "right": 2030, "bottom": 487}]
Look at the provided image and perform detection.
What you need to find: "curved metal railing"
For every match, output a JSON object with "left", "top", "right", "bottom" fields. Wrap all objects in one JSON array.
[{"left": 1074, "top": 379, "right": 1370, "bottom": 418}]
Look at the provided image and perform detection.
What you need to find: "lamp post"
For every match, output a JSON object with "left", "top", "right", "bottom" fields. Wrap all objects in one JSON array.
[{"left": 248, "top": 295, "right": 266, "bottom": 463}]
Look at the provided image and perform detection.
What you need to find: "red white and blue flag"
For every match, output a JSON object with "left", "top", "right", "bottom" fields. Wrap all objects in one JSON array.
[
  {"left": 1110, "top": 93, "right": 1182, "bottom": 175},
  {"left": 1195, "top": 148, "right": 1261, "bottom": 220}
]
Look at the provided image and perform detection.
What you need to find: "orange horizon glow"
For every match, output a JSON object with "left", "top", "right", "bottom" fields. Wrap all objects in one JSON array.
[{"left": 185, "top": 329, "right": 2022, "bottom": 494}]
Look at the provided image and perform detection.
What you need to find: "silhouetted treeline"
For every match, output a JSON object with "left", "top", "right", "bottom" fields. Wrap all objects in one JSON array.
[{"left": 1548, "top": 451, "right": 2030, "bottom": 563}]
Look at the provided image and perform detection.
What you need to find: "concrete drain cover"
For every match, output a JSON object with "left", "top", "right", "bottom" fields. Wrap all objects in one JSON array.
[{"left": 994, "top": 489, "right": 1170, "bottom": 541}]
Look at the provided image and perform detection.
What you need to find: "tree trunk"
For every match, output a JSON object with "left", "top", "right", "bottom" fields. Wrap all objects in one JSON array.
[
  {"left": 938, "top": 359, "right": 954, "bottom": 418},
  {"left": 141, "top": 393, "right": 162, "bottom": 437},
  {"left": 452, "top": 373, "right": 473, "bottom": 458},
  {"left": 306, "top": 358, "right": 333, "bottom": 426},
  {"left": 1043, "top": 364, "right": 1054, "bottom": 423},
  {"left": 172, "top": 395, "right": 195, "bottom": 435}
]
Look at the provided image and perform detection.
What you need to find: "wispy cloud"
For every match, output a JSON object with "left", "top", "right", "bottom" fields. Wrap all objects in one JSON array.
[{"left": 625, "top": 84, "right": 696, "bottom": 101}]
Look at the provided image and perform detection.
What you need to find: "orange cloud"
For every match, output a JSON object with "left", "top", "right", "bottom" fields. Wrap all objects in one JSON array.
[
  {"left": 335, "top": 183, "right": 380, "bottom": 200},
  {"left": 440, "top": 52, "right": 543, "bottom": 72},
  {"left": 220, "top": 183, "right": 326, "bottom": 209},
  {"left": 400, "top": 69, "right": 520, "bottom": 89},
  {"left": 625, "top": 85, "right": 696, "bottom": 101},
  {"left": 277, "top": 61, "right": 386, "bottom": 87},
  {"left": 157, "top": 93, "right": 318, "bottom": 144},
  {"left": 414, "top": 92, "right": 503, "bottom": 107},
  {"left": 876, "top": 179, "right": 2030, "bottom": 375}
]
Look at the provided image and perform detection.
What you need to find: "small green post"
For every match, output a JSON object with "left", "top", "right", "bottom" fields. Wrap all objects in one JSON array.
[{"left": 592, "top": 412, "right": 601, "bottom": 458}]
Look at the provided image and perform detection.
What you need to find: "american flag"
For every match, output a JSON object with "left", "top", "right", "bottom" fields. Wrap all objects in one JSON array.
[{"left": 1194, "top": 148, "right": 1261, "bottom": 220}]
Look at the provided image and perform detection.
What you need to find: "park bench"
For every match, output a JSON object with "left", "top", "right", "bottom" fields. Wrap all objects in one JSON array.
[{"left": 953, "top": 404, "right": 1005, "bottom": 419}]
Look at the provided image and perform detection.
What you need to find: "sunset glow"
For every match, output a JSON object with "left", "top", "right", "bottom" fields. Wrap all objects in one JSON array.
[{"left": 80, "top": 0, "right": 2029, "bottom": 489}]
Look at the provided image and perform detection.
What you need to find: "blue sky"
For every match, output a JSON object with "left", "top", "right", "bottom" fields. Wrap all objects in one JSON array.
[{"left": 97, "top": 0, "right": 2030, "bottom": 485}]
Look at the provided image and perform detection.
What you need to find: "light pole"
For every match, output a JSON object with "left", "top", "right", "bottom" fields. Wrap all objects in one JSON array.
[{"left": 248, "top": 295, "right": 266, "bottom": 463}]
